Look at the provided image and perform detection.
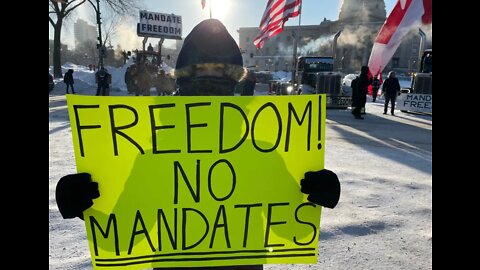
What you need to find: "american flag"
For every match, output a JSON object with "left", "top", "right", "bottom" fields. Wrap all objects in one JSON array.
[
  {"left": 253, "top": 0, "right": 302, "bottom": 49},
  {"left": 201, "top": 0, "right": 206, "bottom": 9}
]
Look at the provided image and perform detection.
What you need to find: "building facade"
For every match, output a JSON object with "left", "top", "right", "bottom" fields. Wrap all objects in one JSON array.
[
  {"left": 238, "top": 0, "right": 431, "bottom": 75},
  {"left": 74, "top": 19, "right": 97, "bottom": 50}
]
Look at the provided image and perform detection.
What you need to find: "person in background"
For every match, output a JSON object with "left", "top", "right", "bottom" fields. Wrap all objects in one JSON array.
[
  {"left": 382, "top": 71, "right": 401, "bottom": 116},
  {"left": 95, "top": 67, "right": 111, "bottom": 96},
  {"left": 371, "top": 75, "right": 381, "bottom": 102},
  {"left": 239, "top": 69, "right": 257, "bottom": 96},
  {"left": 422, "top": 53, "right": 432, "bottom": 73},
  {"left": 133, "top": 63, "right": 152, "bottom": 96},
  {"left": 124, "top": 66, "right": 134, "bottom": 95},
  {"left": 155, "top": 69, "right": 176, "bottom": 96},
  {"left": 55, "top": 19, "right": 341, "bottom": 270},
  {"left": 351, "top": 66, "right": 372, "bottom": 119},
  {"left": 63, "top": 69, "right": 75, "bottom": 94},
  {"left": 49, "top": 72, "right": 55, "bottom": 93},
  {"left": 147, "top": 43, "right": 154, "bottom": 52}
]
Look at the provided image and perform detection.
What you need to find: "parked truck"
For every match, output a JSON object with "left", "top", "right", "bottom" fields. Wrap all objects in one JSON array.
[
  {"left": 276, "top": 31, "right": 350, "bottom": 108},
  {"left": 398, "top": 49, "right": 432, "bottom": 114},
  {"left": 295, "top": 56, "right": 350, "bottom": 108}
]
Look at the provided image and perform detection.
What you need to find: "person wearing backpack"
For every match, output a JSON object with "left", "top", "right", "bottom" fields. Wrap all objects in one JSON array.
[
  {"left": 95, "top": 67, "right": 110, "bottom": 96},
  {"left": 63, "top": 69, "right": 76, "bottom": 94}
]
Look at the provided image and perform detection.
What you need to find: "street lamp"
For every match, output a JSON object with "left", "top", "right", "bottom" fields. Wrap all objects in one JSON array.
[{"left": 88, "top": 0, "right": 104, "bottom": 69}]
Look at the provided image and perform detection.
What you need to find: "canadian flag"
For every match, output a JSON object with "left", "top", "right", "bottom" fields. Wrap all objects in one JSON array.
[{"left": 368, "top": 0, "right": 432, "bottom": 76}]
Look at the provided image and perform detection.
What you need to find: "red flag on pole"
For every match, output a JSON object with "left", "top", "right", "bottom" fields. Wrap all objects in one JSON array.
[
  {"left": 201, "top": 0, "right": 206, "bottom": 9},
  {"left": 368, "top": 0, "right": 432, "bottom": 77},
  {"left": 253, "top": 0, "right": 302, "bottom": 49}
]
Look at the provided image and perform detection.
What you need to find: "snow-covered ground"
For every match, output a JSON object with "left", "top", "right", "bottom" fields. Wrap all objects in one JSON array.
[
  {"left": 49, "top": 65, "right": 411, "bottom": 98},
  {"left": 50, "top": 78, "right": 432, "bottom": 269},
  {"left": 49, "top": 59, "right": 175, "bottom": 96}
]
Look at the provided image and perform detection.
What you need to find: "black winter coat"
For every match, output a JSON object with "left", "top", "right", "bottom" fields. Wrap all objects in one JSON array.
[
  {"left": 64, "top": 71, "right": 74, "bottom": 85},
  {"left": 382, "top": 78, "right": 400, "bottom": 98},
  {"left": 351, "top": 74, "right": 371, "bottom": 107}
]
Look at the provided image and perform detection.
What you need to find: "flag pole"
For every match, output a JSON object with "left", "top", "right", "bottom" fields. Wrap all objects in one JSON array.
[
  {"left": 209, "top": 0, "right": 212, "bottom": 19},
  {"left": 292, "top": 1, "right": 302, "bottom": 85}
]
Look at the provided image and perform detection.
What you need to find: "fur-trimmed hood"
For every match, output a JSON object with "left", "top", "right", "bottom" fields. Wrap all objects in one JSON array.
[{"left": 173, "top": 19, "right": 247, "bottom": 83}]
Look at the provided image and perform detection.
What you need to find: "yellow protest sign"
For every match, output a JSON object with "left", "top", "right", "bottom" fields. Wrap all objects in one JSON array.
[{"left": 66, "top": 94, "right": 326, "bottom": 269}]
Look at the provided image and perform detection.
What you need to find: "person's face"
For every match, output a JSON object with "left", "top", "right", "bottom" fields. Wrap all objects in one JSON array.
[
  {"left": 177, "top": 63, "right": 238, "bottom": 96},
  {"left": 179, "top": 77, "right": 236, "bottom": 96}
]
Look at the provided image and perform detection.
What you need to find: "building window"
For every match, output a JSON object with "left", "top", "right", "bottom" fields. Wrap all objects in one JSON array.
[
  {"left": 286, "top": 36, "right": 291, "bottom": 42},
  {"left": 246, "top": 37, "right": 250, "bottom": 42},
  {"left": 392, "top": 57, "right": 399, "bottom": 68}
]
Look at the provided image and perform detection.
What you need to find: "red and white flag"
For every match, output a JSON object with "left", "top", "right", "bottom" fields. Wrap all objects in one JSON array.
[
  {"left": 253, "top": 0, "right": 302, "bottom": 49},
  {"left": 201, "top": 0, "right": 206, "bottom": 9},
  {"left": 368, "top": 0, "right": 432, "bottom": 76}
]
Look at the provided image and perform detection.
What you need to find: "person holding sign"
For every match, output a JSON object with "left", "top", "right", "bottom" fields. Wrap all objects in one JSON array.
[{"left": 56, "top": 19, "right": 340, "bottom": 270}]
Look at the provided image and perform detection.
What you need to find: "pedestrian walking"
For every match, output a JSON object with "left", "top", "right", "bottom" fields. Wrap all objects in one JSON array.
[
  {"left": 382, "top": 71, "right": 401, "bottom": 116},
  {"left": 63, "top": 69, "right": 76, "bottom": 94}
]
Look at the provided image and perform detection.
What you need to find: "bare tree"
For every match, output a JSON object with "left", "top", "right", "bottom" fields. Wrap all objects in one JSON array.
[
  {"left": 98, "top": 9, "right": 123, "bottom": 50},
  {"left": 98, "top": 0, "right": 140, "bottom": 17},
  {"left": 49, "top": 0, "right": 87, "bottom": 78},
  {"left": 49, "top": 0, "right": 141, "bottom": 77}
]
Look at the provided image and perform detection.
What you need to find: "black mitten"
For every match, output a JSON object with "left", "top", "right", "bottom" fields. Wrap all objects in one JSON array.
[
  {"left": 300, "top": 169, "right": 340, "bottom": 209},
  {"left": 55, "top": 173, "right": 100, "bottom": 219}
]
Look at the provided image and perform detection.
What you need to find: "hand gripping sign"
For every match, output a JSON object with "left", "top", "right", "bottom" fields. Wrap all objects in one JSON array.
[{"left": 67, "top": 94, "right": 326, "bottom": 269}]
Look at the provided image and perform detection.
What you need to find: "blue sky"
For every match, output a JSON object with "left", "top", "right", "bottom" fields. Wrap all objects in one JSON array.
[{"left": 50, "top": 0, "right": 399, "bottom": 50}]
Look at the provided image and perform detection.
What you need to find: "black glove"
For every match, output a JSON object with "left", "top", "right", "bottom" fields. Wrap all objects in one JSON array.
[
  {"left": 55, "top": 173, "right": 100, "bottom": 220},
  {"left": 300, "top": 169, "right": 340, "bottom": 209}
]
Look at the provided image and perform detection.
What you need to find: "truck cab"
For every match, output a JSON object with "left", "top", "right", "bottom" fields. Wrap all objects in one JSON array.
[
  {"left": 296, "top": 56, "right": 351, "bottom": 108},
  {"left": 398, "top": 49, "right": 432, "bottom": 114}
]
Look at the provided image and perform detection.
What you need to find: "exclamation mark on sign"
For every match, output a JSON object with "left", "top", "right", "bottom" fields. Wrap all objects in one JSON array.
[{"left": 317, "top": 95, "right": 322, "bottom": 150}]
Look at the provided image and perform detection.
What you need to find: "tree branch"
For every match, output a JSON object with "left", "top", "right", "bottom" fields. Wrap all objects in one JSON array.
[
  {"left": 49, "top": 0, "right": 60, "bottom": 13},
  {"left": 64, "top": 0, "right": 87, "bottom": 17},
  {"left": 49, "top": 15, "right": 55, "bottom": 27},
  {"left": 104, "top": 0, "right": 141, "bottom": 17},
  {"left": 87, "top": 0, "right": 98, "bottom": 13}
]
